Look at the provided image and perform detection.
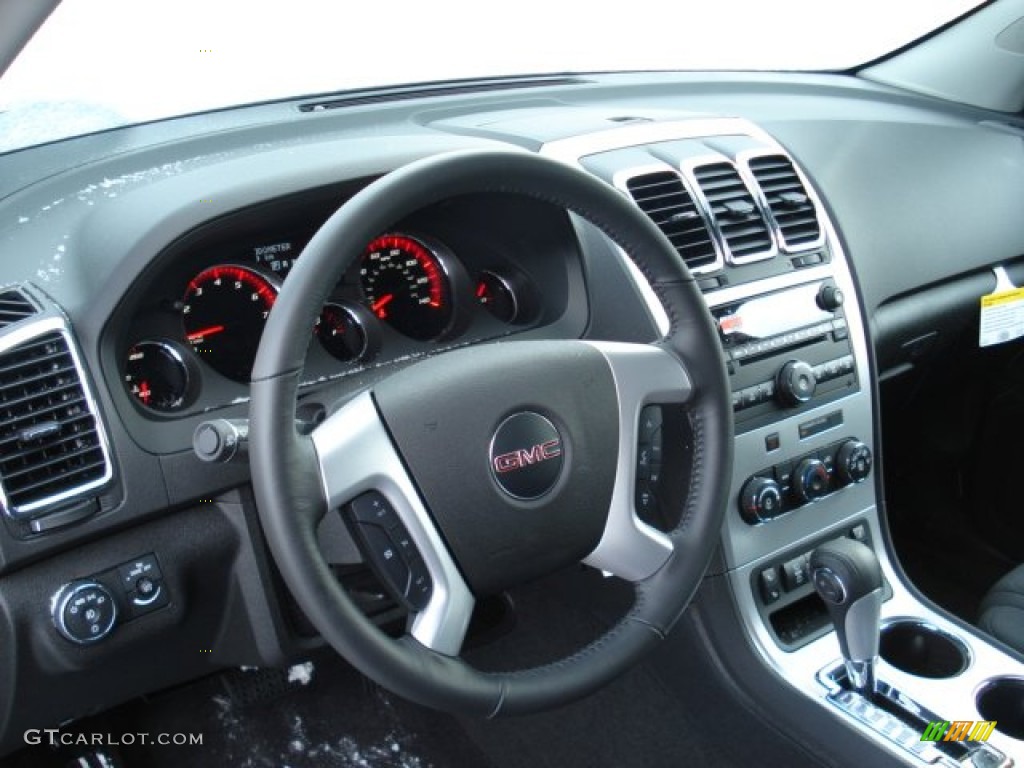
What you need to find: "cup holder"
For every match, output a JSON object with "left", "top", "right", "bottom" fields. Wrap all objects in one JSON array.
[
  {"left": 977, "top": 678, "right": 1024, "bottom": 740},
  {"left": 879, "top": 620, "right": 970, "bottom": 679}
]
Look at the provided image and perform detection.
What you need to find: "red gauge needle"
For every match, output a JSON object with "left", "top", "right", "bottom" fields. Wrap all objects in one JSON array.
[
  {"left": 371, "top": 294, "right": 394, "bottom": 318},
  {"left": 186, "top": 324, "right": 226, "bottom": 341}
]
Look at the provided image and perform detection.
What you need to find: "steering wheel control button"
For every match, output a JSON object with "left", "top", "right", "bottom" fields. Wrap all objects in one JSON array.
[
  {"left": 361, "top": 524, "right": 411, "bottom": 594},
  {"left": 776, "top": 359, "right": 817, "bottom": 406},
  {"left": 489, "top": 412, "right": 564, "bottom": 500},
  {"left": 53, "top": 581, "right": 118, "bottom": 645},
  {"left": 405, "top": 558, "right": 433, "bottom": 612},
  {"left": 349, "top": 491, "right": 400, "bottom": 529},
  {"left": 739, "top": 476, "right": 784, "bottom": 524},
  {"left": 345, "top": 492, "right": 433, "bottom": 612}
]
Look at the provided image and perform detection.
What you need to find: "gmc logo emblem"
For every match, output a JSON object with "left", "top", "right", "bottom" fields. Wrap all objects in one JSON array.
[{"left": 492, "top": 440, "right": 562, "bottom": 473}]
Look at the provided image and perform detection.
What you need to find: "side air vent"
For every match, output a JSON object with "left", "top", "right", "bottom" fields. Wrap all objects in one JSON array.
[
  {"left": 748, "top": 155, "right": 822, "bottom": 249},
  {"left": 625, "top": 171, "right": 719, "bottom": 272},
  {"left": 692, "top": 162, "right": 774, "bottom": 263},
  {"left": 0, "top": 289, "right": 37, "bottom": 329},
  {"left": 0, "top": 327, "right": 111, "bottom": 518}
]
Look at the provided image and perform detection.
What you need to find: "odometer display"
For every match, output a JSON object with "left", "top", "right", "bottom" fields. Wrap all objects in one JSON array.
[
  {"left": 360, "top": 234, "right": 453, "bottom": 341},
  {"left": 182, "top": 265, "right": 277, "bottom": 382}
]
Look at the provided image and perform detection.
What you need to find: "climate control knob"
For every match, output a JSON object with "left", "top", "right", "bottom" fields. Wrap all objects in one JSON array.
[
  {"left": 793, "top": 458, "right": 831, "bottom": 503},
  {"left": 776, "top": 360, "right": 817, "bottom": 406},
  {"left": 739, "top": 476, "right": 784, "bottom": 524},
  {"left": 52, "top": 581, "right": 117, "bottom": 645},
  {"left": 836, "top": 440, "right": 873, "bottom": 485}
]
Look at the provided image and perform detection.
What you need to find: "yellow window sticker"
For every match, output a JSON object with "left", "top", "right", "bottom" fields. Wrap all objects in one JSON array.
[{"left": 979, "top": 267, "right": 1024, "bottom": 348}]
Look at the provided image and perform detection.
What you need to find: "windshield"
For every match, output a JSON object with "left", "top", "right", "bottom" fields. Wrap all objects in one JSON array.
[{"left": 0, "top": 0, "right": 986, "bottom": 154}]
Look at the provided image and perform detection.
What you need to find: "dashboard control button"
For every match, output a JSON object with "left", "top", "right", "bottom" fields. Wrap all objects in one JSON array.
[
  {"left": 792, "top": 458, "right": 830, "bottom": 502},
  {"left": 816, "top": 283, "right": 845, "bottom": 311},
  {"left": 782, "top": 555, "right": 811, "bottom": 591},
  {"left": 53, "top": 581, "right": 118, "bottom": 645},
  {"left": 739, "top": 476, "right": 783, "bottom": 524},
  {"left": 836, "top": 440, "right": 873, "bottom": 484},
  {"left": 193, "top": 418, "right": 249, "bottom": 463},
  {"left": 776, "top": 360, "right": 817, "bottom": 406},
  {"left": 117, "top": 554, "right": 162, "bottom": 591},
  {"left": 759, "top": 567, "right": 782, "bottom": 604}
]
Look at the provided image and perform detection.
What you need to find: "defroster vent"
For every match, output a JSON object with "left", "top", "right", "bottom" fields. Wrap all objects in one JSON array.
[
  {"left": 0, "top": 289, "right": 37, "bottom": 329},
  {"left": 748, "top": 154, "right": 822, "bottom": 249},
  {"left": 0, "top": 327, "right": 111, "bottom": 518},
  {"left": 625, "top": 171, "right": 719, "bottom": 273},
  {"left": 693, "top": 162, "right": 773, "bottom": 262}
]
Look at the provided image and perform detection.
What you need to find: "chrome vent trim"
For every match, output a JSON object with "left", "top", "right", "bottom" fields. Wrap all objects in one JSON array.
[
  {"left": 0, "top": 288, "right": 38, "bottom": 330},
  {"left": 744, "top": 152, "right": 824, "bottom": 251},
  {"left": 0, "top": 317, "right": 113, "bottom": 520},
  {"left": 691, "top": 160, "right": 776, "bottom": 265},
  {"left": 616, "top": 166, "right": 724, "bottom": 276}
]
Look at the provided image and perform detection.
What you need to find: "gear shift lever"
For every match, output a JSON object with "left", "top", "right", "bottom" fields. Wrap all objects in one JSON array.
[{"left": 810, "top": 538, "right": 883, "bottom": 695}]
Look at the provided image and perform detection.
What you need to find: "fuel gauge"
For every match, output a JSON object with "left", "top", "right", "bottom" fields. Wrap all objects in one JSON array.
[
  {"left": 475, "top": 270, "right": 536, "bottom": 325},
  {"left": 124, "top": 340, "right": 194, "bottom": 413}
]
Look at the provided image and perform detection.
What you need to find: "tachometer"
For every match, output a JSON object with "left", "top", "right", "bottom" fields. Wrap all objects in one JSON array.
[
  {"left": 360, "top": 233, "right": 456, "bottom": 341},
  {"left": 182, "top": 264, "right": 278, "bottom": 382}
]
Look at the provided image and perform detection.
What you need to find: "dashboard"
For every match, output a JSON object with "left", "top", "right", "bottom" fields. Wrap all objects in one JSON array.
[
  {"left": 0, "top": 67, "right": 1023, "bottom": 765},
  {"left": 114, "top": 189, "right": 583, "bottom": 433}
]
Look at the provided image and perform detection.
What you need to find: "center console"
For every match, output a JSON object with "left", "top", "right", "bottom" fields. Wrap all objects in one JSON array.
[{"left": 542, "top": 117, "right": 1024, "bottom": 767}]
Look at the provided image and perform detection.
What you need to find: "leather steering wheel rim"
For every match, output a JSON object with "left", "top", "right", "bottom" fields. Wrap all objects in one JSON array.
[{"left": 249, "top": 148, "right": 733, "bottom": 717}]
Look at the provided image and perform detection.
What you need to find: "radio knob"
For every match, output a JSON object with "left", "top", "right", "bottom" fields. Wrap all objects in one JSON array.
[
  {"left": 817, "top": 283, "right": 845, "bottom": 311},
  {"left": 776, "top": 360, "right": 817, "bottom": 406},
  {"left": 739, "top": 476, "right": 784, "bottom": 524},
  {"left": 836, "top": 440, "right": 873, "bottom": 485},
  {"left": 793, "top": 458, "right": 831, "bottom": 503}
]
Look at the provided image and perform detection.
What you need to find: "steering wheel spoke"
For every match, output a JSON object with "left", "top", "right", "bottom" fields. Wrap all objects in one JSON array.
[
  {"left": 311, "top": 391, "right": 475, "bottom": 655},
  {"left": 581, "top": 341, "right": 692, "bottom": 582}
]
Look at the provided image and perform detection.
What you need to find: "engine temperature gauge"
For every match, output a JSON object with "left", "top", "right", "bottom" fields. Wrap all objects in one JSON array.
[
  {"left": 124, "top": 341, "right": 193, "bottom": 412},
  {"left": 316, "top": 302, "right": 380, "bottom": 362}
]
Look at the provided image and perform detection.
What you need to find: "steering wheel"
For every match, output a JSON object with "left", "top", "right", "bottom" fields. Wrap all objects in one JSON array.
[{"left": 249, "top": 149, "right": 733, "bottom": 717}]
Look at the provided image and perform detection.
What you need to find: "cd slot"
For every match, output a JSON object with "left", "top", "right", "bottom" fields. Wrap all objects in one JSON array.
[
  {"left": 728, "top": 319, "right": 840, "bottom": 366},
  {"left": 733, "top": 329, "right": 831, "bottom": 365}
]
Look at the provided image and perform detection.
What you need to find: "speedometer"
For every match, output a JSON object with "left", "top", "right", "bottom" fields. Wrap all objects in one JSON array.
[
  {"left": 182, "top": 264, "right": 278, "bottom": 382},
  {"left": 360, "top": 233, "right": 456, "bottom": 341}
]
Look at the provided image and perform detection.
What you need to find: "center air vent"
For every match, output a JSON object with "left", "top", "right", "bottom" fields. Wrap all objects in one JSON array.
[
  {"left": 692, "top": 162, "right": 774, "bottom": 263},
  {"left": 0, "top": 326, "right": 111, "bottom": 519},
  {"left": 0, "top": 289, "right": 37, "bottom": 329},
  {"left": 748, "top": 154, "right": 822, "bottom": 250},
  {"left": 624, "top": 171, "right": 719, "bottom": 273}
]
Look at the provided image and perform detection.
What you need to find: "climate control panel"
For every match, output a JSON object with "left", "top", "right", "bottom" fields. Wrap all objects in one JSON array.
[{"left": 739, "top": 437, "right": 872, "bottom": 525}]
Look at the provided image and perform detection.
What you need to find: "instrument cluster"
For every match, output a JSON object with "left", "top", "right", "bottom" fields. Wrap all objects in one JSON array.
[{"left": 121, "top": 222, "right": 545, "bottom": 416}]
